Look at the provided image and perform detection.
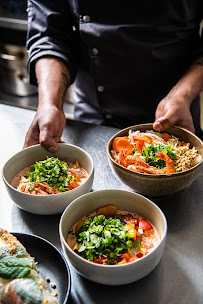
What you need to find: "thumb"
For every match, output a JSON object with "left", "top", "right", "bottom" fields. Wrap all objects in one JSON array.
[
  {"left": 153, "top": 113, "right": 195, "bottom": 134},
  {"left": 153, "top": 116, "right": 173, "bottom": 132}
]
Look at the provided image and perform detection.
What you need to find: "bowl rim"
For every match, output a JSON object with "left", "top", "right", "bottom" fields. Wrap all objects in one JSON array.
[
  {"left": 2, "top": 143, "right": 94, "bottom": 198},
  {"left": 59, "top": 189, "right": 168, "bottom": 268},
  {"left": 106, "top": 123, "right": 203, "bottom": 178}
]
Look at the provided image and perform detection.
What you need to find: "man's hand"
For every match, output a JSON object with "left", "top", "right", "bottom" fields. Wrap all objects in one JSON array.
[
  {"left": 23, "top": 57, "right": 70, "bottom": 152},
  {"left": 153, "top": 93, "right": 195, "bottom": 133},
  {"left": 23, "top": 104, "right": 66, "bottom": 152},
  {"left": 153, "top": 63, "right": 203, "bottom": 134}
]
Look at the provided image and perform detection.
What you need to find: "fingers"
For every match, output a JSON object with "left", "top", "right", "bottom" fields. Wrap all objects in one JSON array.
[
  {"left": 23, "top": 107, "right": 66, "bottom": 152},
  {"left": 23, "top": 118, "right": 40, "bottom": 149},
  {"left": 153, "top": 96, "right": 196, "bottom": 134},
  {"left": 153, "top": 111, "right": 195, "bottom": 134},
  {"left": 40, "top": 128, "right": 59, "bottom": 153},
  {"left": 38, "top": 110, "right": 66, "bottom": 153}
]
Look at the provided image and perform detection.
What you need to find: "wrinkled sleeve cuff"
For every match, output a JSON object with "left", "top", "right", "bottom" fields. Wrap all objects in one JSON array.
[{"left": 27, "top": 36, "right": 77, "bottom": 86}]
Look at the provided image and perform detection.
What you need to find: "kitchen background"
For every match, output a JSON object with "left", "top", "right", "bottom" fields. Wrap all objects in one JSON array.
[
  {"left": 0, "top": 0, "right": 74, "bottom": 119},
  {"left": 0, "top": 1, "right": 203, "bottom": 129}
]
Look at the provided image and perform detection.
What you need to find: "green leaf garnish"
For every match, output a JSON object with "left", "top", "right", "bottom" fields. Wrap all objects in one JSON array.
[
  {"left": 25, "top": 157, "right": 75, "bottom": 192},
  {"left": 74, "top": 215, "right": 135, "bottom": 264},
  {"left": 0, "top": 256, "right": 32, "bottom": 279}
]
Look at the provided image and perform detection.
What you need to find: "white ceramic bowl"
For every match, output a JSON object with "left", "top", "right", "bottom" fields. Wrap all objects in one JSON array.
[
  {"left": 107, "top": 124, "right": 203, "bottom": 196},
  {"left": 2, "top": 143, "right": 94, "bottom": 215},
  {"left": 59, "top": 189, "right": 167, "bottom": 285}
]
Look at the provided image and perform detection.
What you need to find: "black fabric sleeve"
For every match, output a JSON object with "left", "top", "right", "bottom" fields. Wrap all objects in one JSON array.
[{"left": 26, "top": 0, "right": 78, "bottom": 86}]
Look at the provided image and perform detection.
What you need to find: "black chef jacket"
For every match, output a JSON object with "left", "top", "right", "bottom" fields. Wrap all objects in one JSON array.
[{"left": 27, "top": 0, "right": 203, "bottom": 135}]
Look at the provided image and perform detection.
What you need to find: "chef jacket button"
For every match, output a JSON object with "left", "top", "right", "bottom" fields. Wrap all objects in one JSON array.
[
  {"left": 97, "top": 85, "right": 104, "bottom": 92},
  {"left": 83, "top": 15, "right": 90, "bottom": 22},
  {"left": 106, "top": 113, "right": 112, "bottom": 119},
  {"left": 92, "top": 48, "right": 98, "bottom": 55}
]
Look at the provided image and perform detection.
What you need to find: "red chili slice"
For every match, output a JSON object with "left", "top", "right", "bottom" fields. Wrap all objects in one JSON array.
[{"left": 136, "top": 252, "right": 143, "bottom": 258}]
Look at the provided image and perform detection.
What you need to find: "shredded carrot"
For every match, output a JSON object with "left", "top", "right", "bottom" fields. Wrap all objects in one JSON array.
[
  {"left": 162, "top": 133, "right": 172, "bottom": 142},
  {"left": 75, "top": 160, "right": 80, "bottom": 168},
  {"left": 68, "top": 169, "right": 81, "bottom": 182}
]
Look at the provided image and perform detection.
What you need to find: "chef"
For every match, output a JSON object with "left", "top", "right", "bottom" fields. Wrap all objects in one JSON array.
[{"left": 24, "top": 0, "right": 203, "bottom": 152}]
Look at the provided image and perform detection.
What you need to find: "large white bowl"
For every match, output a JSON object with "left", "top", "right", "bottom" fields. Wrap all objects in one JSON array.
[
  {"left": 59, "top": 189, "right": 167, "bottom": 285},
  {"left": 2, "top": 143, "right": 94, "bottom": 215}
]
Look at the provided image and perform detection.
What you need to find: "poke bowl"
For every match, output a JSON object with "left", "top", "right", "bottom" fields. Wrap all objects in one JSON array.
[
  {"left": 2, "top": 143, "right": 94, "bottom": 215},
  {"left": 59, "top": 189, "right": 167, "bottom": 285},
  {"left": 107, "top": 124, "right": 203, "bottom": 196}
]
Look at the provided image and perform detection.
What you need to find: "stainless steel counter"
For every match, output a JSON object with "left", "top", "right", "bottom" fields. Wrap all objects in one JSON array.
[
  {"left": 0, "top": 90, "right": 74, "bottom": 119},
  {"left": 0, "top": 103, "right": 203, "bottom": 304}
]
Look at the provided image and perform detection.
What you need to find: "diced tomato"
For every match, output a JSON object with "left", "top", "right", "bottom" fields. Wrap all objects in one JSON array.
[
  {"left": 136, "top": 252, "right": 143, "bottom": 258},
  {"left": 121, "top": 213, "right": 137, "bottom": 224},
  {"left": 93, "top": 256, "right": 108, "bottom": 264},
  {"left": 138, "top": 218, "right": 153, "bottom": 231}
]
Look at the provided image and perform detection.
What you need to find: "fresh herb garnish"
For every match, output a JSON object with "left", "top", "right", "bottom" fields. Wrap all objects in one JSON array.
[
  {"left": 74, "top": 215, "right": 135, "bottom": 264},
  {"left": 142, "top": 144, "right": 177, "bottom": 169},
  {"left": 132, "top": 147, "right": 137, "bottom": 154},
  {"left": 25, "top": 157, "right": 74, "bottom": 192}
]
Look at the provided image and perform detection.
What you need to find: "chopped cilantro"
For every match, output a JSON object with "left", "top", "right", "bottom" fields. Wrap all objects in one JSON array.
[
  {"left": 142, "top": 144, "right": 177, "bottom": 169},
  {"left": 132, "top": 148, "right": 137, "bottom": 154},
  {"left": 25, "top": 157, "right": 74, "bottom": 192}
]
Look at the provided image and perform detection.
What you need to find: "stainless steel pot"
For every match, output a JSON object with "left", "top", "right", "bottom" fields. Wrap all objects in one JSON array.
[{"left": 0, "top": 44, "right": 37, "bottom": 97}]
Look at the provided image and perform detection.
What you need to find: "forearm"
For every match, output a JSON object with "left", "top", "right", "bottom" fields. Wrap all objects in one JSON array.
[
  {"left": 167, "top": 58, "right": 203, "bottom": 105},
  {"left": 36, "top": 56, "right": 71, "bottom": 110},
  {"left": 153, "top": 56, "right": 203, "bottom": 133}
]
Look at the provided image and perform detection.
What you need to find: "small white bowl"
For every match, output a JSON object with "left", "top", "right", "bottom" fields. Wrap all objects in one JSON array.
[
  {"left": 2, "top": 143, "right": 94, "bottom": 215},
  {"left": 60, "top": 189, "right": 167, "bottom": 285}
]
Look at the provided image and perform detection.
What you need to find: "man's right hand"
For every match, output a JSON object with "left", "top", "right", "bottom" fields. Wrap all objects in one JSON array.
[
  {"left": 23, "top": 104, "right": 66, "bottom": 153},
  {"left": 23, "top": 56, "right": 71, "bottom": 152}
]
